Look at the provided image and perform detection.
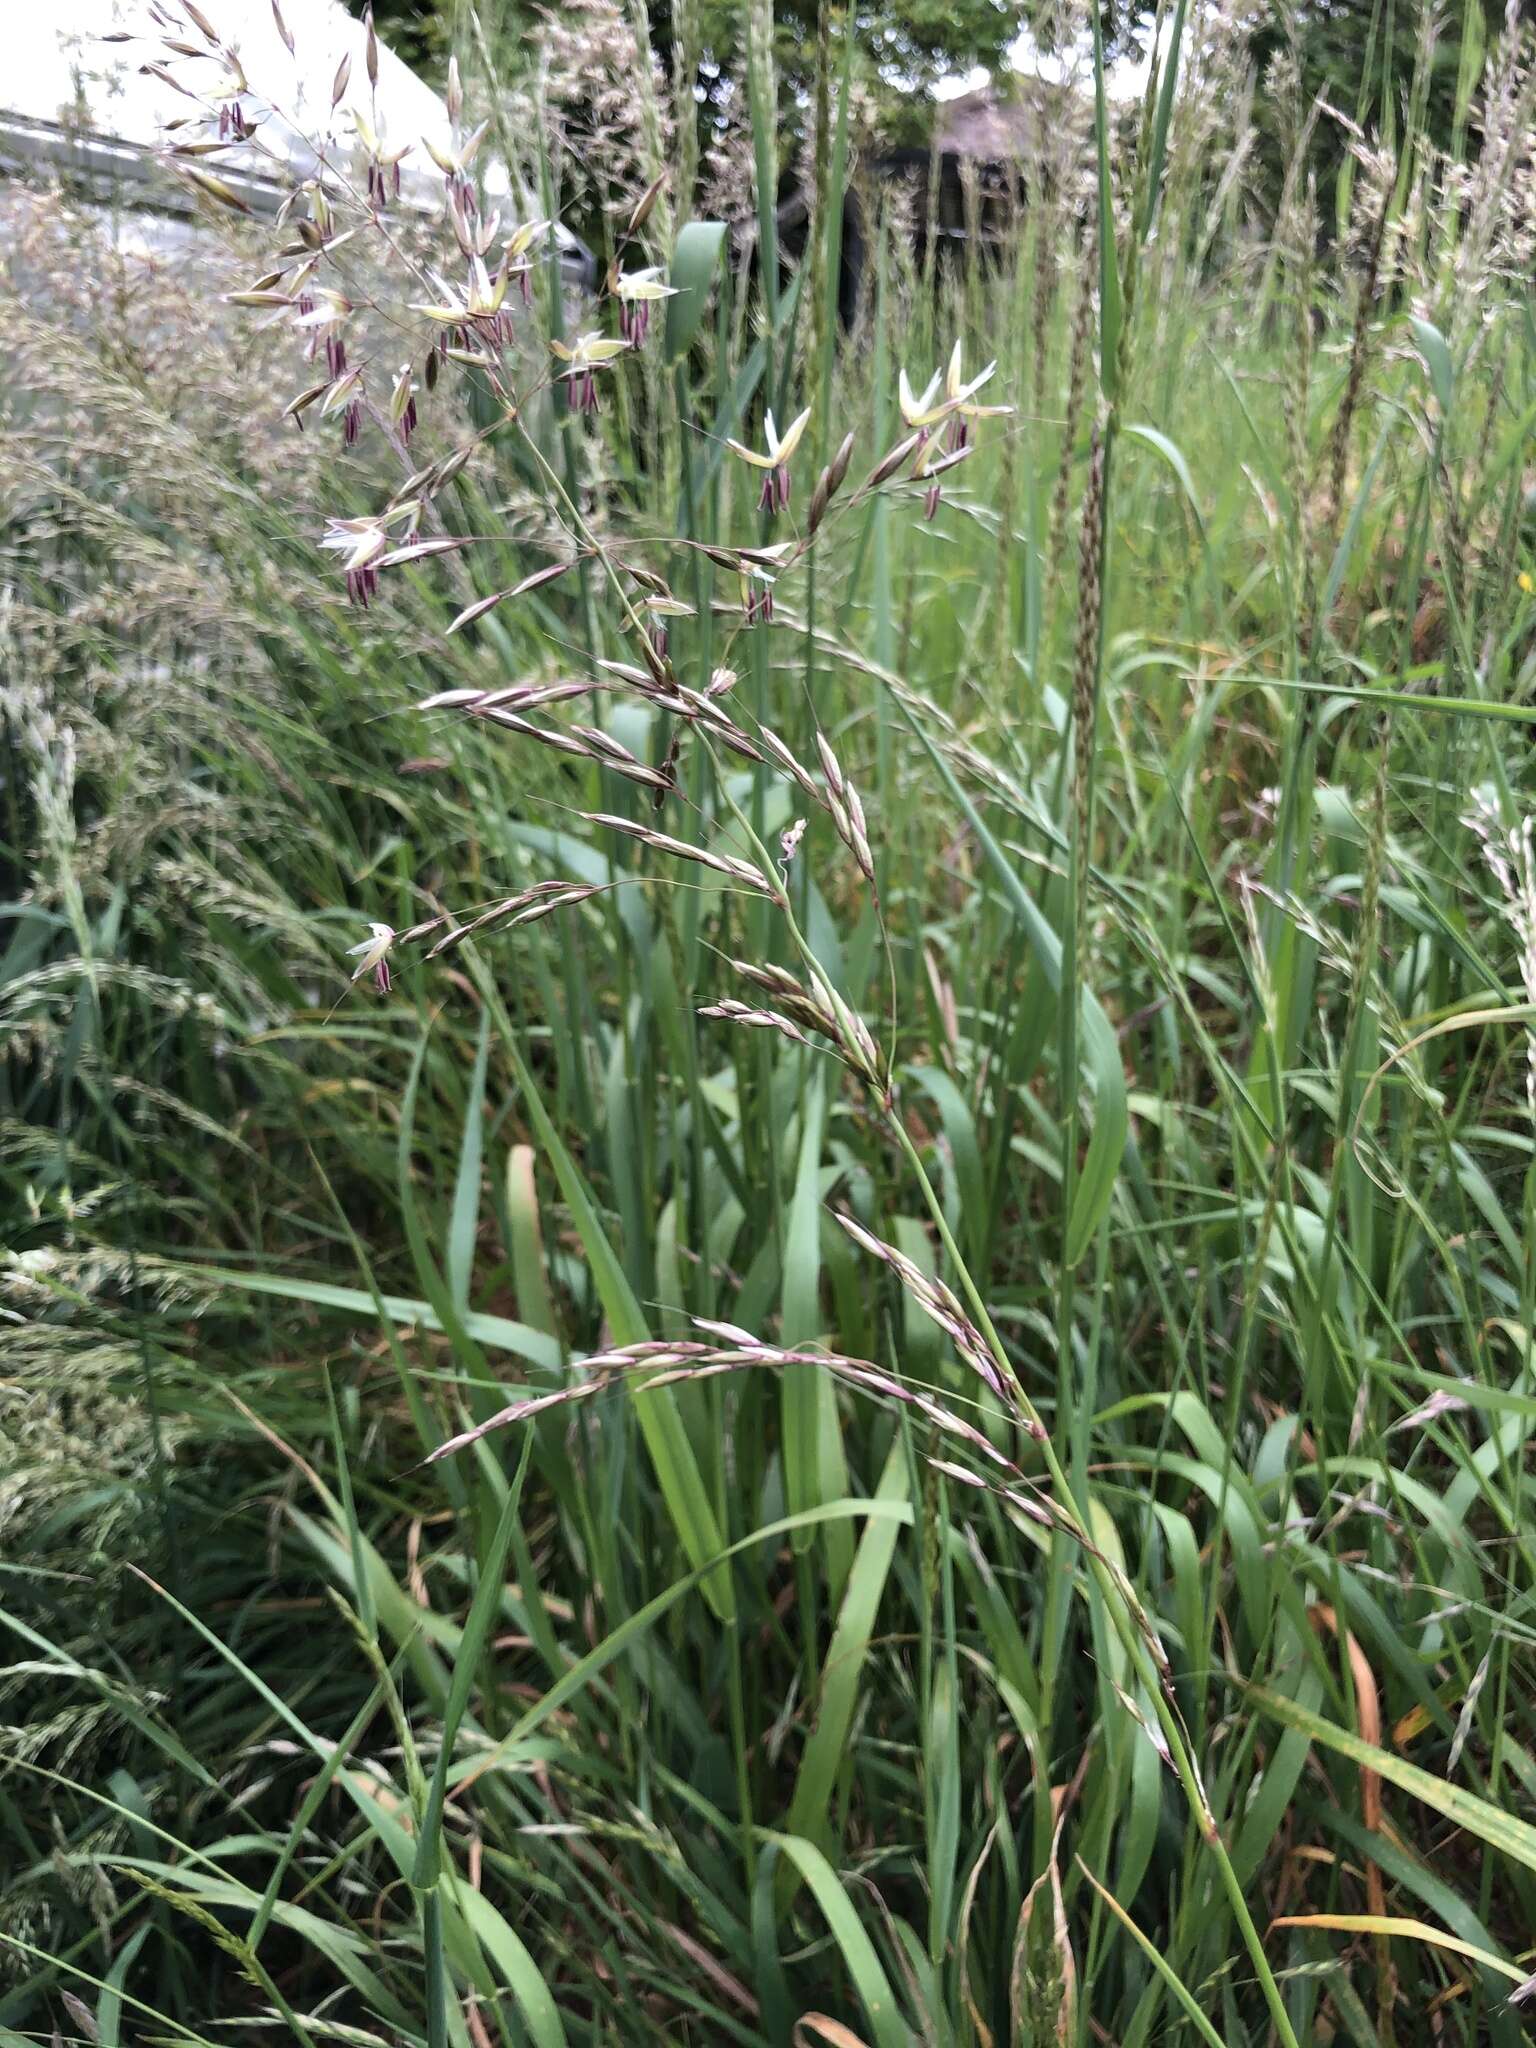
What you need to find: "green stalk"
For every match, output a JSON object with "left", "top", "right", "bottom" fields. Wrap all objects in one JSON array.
[{"left": 883, "top": 1116, "right": 1303, "bottom": 2048}]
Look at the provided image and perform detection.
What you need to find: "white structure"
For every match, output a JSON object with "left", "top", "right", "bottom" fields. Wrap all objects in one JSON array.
[
  {"left": 2, "top": 0, "right": 592, "bottom": 279},
  {"left": 5, "top": 0, "right": 458, "bottom": 216}
]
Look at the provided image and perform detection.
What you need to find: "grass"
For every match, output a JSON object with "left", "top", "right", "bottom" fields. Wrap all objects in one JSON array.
[{"left": 4, "top": 0, "right": 1536, "bottom": 2041}]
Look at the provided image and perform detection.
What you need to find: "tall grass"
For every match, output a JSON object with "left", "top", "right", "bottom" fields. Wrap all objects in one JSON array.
[{"left": 4, "top": 1, "right": 1536, "bottom": 2042}]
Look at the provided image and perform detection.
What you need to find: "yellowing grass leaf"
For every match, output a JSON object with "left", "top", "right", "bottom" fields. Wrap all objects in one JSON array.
[
  {"left": 1249, "top": 1685, "right": 1536, "bottom": 1874},
  {"left": 1270, "top": 1914, "right": 1524, "bottom": 1986},
  {"left": 794, "top": 2021, "right": 871, "bottom": 2048}
]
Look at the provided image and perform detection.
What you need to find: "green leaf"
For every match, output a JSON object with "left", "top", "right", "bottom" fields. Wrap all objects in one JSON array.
[
  {"left": 454, "top": 1884, "right": 568, "bottom": 2048},
  {"left": 760, "top": 1831, "right": 914, "bottom": 2048},
  {"left": 479, "top": 975, "right": 737, "bottom": 1623},
  {"left": 1137, "top": 0, "right": 1190, "bottom": 243},
  {"left": 665, "top": 221, "right": 726, "bottom": 362},
  {"left": 1321, "top": 413, "right": 1396, "bottom": 617},
  {"left": 396, "top": 1028, "right": 493, "bottom": 1386},
  {"left": 905, "top": 1064, "right": 988, "bottom": 1267},
  {"left": 97, "top": 1924, "right": 150, "bottom": 2048},
  {"left": 505, "top": 1143, "right": 559, "bottom": 1339},
  {"left": 414, "top": 1436, "right": 533, "bottom": 1890},
  {"left": 1249, "top": 1684, "right": 1536, "bottom": 1874},
  {"left": 782, "top": 1072, "right": 827, "bottom": 1549},
  {"left": 1122, "top": 423, "right": 1206, "bottom": 541},
  {"left": 1090, "top": 0, "right": 1124, "bottom": 402},
  {"left": 170, "top": 1263, "right": 561, "bottom": 1373},
  {"left": 447, "top": 1011, "right": 490, "bottom": 1319},
  {"left": 784, "top": 1443, "right": 909, "bottom": 1869},
  {"left": 484, "top": 1500, "right": 912, "bottom": 1755},
  {"left": 1409, "top": 315, "right": 1455, "bottom": 415},
  {"left": 1076, "top": 1858, "right": 1225, "bottom": 2048},
  {"left": 896, "top": 706, "right": 1127, "bottom": 1263}
]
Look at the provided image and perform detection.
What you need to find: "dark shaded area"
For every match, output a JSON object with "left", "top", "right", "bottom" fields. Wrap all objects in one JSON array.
[
  {"left": 344, "top": 0, "right": 446, "bottom": 80},
  {"left": 1249, "top": 0, "right": 1536, "bottom": 222}
]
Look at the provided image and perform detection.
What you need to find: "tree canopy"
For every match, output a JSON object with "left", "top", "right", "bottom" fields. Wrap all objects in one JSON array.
[{"left": 352, "top": 0, "right": 1135, "bottom": 110}]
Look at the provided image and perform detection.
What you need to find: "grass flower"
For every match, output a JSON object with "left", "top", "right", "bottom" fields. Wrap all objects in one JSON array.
[
  {"left": 66, "top": 39, "right": 1536, "bottom": 2042},
  {"left": 550, "top": 331, "right": 630, "bottom": 413},
  {"left": 411, "top": 258, "right": 514, "bottom": 344},
  {"left": 422, "top": 119, "right": 491, "bottom": 190},
  {"left": 943, "top": 344, "right": 1011, "bottom": 451},
  {"left": 389, "top": 363, "right": 418, "bottom": 441},
  {"left": 1466, "top": 792, "right": 1536, "bottom": 1121},
  {"left": 292, "top": 288, "right": 353, "bottom": 379},
  {"left": 352, "top": 108, "right": 411, "bottom": 209},
  {"left": 899, "top": 344, "right": 1008, "bottom": 516},
  {"left": 504, "top": 219, "right": 552, "bottom": 303},
  {"left": 320, "top": 516, "right": 388, "bottom": 606},
  {"left": 641, "top": 592, "right": 694, "bottom": 657},
  {"left": 317, "top": 366, "right": 366, "bottom": 449},
  {"left": 898, "top": 343, "right": 997, "bottom": 433},
  {"left": 727, "top": 407, "right": 812, "bottom": 516},
  {"left": 612, "top": 265, "right": 677, "bottom": 345},
  {"left": 345, "top": 921, "right": 396, "bottom": 993},
  {"left": 724, "top": 542, "right": 793, "bottom": 625},
  {"left": 318, "top": 505, "right": 426, "bottom": 605}
]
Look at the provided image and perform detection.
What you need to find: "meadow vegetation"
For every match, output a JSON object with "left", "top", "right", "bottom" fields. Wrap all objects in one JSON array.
[{"left": 4, "top": 0, "right": 1536, "bottom": 2041}]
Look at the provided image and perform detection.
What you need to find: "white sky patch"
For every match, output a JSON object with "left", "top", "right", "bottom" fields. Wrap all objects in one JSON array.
[{"left": 936, "top": 9, "right": 1177, "bottom": 104}]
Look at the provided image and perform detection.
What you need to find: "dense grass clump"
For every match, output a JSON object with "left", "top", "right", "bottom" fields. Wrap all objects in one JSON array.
[{"left": 4, "top": 1, "right": 1536, "bottom": 2042}]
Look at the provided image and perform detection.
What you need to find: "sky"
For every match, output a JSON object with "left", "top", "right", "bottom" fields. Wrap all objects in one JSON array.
[{"left": 936, "top": 11, "right": 1176, "bottom": 105}]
